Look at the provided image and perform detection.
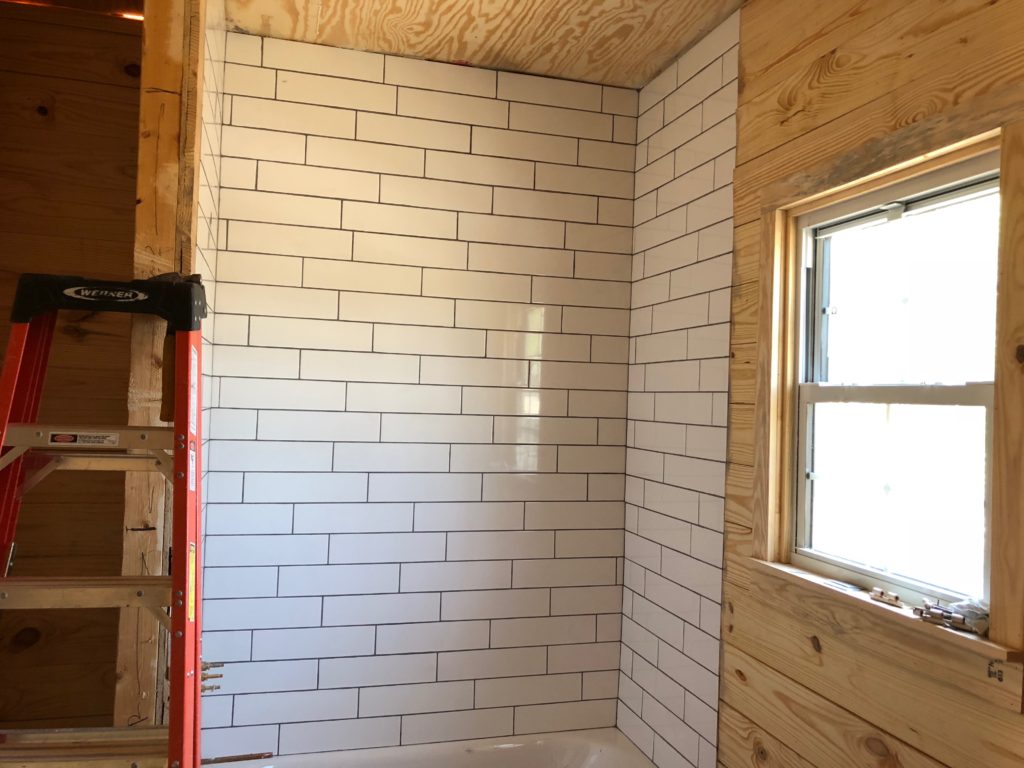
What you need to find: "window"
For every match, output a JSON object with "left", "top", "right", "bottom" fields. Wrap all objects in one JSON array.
[{"left": 792, "top": 156, "right": 1001, "bottom": 604}]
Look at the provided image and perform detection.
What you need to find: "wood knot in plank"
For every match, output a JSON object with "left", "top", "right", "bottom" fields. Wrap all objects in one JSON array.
[{"left": 864, "top": 737, "right": 890, "bottom": 758}]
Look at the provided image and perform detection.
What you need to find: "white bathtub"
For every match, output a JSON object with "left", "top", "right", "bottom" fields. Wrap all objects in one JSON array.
[{"left": 234, "top": 728, "right": 653, "bottom": 768}]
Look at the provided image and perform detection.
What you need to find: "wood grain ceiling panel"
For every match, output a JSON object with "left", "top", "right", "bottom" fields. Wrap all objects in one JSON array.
[{"left": 225, "top": 0, "right": 741, "bottom": 88}]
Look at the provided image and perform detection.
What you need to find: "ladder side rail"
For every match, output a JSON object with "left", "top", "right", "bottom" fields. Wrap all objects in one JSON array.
[{"left": 168, "top": 329, "right": 202, "bottom": 768}]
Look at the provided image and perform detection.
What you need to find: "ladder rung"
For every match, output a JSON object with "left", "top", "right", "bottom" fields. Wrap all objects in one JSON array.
[
  {"left": 4, "top": 425, "right": 174, "bottom": 451},
  {"left": 38, "top": 452, "right": 168, "bottom": 472},
  {"left": 0, "top": 576, "right": 171, "bottom": 610},
  {"left": 0, "top": 726, "right": 168, "bottom": 766}
]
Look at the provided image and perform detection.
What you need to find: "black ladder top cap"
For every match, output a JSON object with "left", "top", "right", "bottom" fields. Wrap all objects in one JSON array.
[{"left": 11, "top": 273, "right": 208, "bottom": 332}]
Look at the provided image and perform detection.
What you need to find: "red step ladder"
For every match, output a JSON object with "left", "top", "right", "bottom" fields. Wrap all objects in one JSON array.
[{"left": 0, "top": 273, "right": 207, "bottom": 768}]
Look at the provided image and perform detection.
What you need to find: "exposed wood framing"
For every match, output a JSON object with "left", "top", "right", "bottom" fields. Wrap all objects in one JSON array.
[{"left": 116, "top": 0, "right": 204, "bottom": 728}]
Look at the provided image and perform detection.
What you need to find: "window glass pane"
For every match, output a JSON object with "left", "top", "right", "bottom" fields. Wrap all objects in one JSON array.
[
  {"left": 820, "top": 188, "right": 999, "bottom": 385},
  {"left": 809, "top": 402, "right": 986, "bottom": 598}
]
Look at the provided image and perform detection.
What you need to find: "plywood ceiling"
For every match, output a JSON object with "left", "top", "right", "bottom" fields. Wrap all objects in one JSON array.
[{"left": 225, "top": 0, "right": 741, "bottom": 88}]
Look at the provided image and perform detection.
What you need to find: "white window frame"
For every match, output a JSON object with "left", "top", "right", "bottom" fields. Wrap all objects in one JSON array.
[{"left": 791, "top": 154, "right": 1000, "bottom": 606}]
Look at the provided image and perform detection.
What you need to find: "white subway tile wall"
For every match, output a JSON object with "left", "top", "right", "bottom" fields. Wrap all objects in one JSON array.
[
  {"left": 202, "top": 34, "right": 635, "bottom": 758},
  {"left": 621, "top": 13, "right": 737, "bottom": 768}
]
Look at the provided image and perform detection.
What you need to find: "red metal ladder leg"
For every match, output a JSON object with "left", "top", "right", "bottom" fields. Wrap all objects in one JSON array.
[
  {"left": 168, "top": 329, "right": 203, "bottom": 768},
  {"left": 0, "top": 312, "right": 56, "bottom": 576}
]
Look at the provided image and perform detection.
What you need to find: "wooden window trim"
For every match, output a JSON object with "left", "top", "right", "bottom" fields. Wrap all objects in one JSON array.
[{"left": 751, "top": 127, "right": 1024, "bottom": 654}]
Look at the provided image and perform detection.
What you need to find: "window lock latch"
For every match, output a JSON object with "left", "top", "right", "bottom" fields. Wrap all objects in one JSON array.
[{"left": 869, "top": 587, "right": 903, "bottom": 607}]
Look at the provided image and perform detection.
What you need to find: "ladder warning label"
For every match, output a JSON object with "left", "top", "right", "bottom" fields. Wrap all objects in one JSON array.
[{"left": 48, "top": 431, "right": 120, "bottom": 446}]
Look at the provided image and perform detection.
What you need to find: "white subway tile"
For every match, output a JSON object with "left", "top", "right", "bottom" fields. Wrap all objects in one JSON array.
[
  {"left": 426, "top": 150, "right": 533, "bottom": 188},
  {"left": 402, "top": 708, "right": 513, "bottom": 745},
  {"left": 333, "top": 442, "right": 450, "bottom": 472},
  {"left": 228, "top": 220, "right": 352, "bottom": 259},
  {"left": 456, "top": 300, "right": 561, "bottom": 333},
  {"left": 277, "top": 71, "right": 396, "bottom": 112},
  {"left": 486, "top": 331, "right": 589, "bottom": 362},
  {"left": 204, "top": 566, "right": 277, "bottom": 598},
  {"left": 401, "top": 561, "right": 511, "bottom": 592},
  {"left": 205, "top": 534, "right": 328, "bottom": 565},
  {"left": 231, "top": 96, "right": 355, "bottom": 139},
  {"left": 220, "top": 188, "right": 340, "bottom": 227},
  {"left": 530, "top": 361, "right": 627, "bottom": 391},
  {"left": 224, "top": 63, "right": 275, "bottom": 97},
  {"left": 206, "top": 503, "right": 291, "bottom": 535},
  {"left": 438, "top": 647, "right": 546, "bottom": 680},
  {"left": 414, "top": 501, "right": 523, "bottom": 531},
  {"left": 354, "top": 232, "right": 467, "bottom": 269},
  {"left": 258, "top": 161, "right": 379, "bottom": 201},
  {"left": 547, "top": 641, "right": 621, "bottom": 673},
  {"left": 459, "top": 212, "right": 564, "bottom": 249},
  {"left": 512, "top": 558, "right": 616, "bottom": 588},
  {"left": 509, "top": 103, "right": 612, "bottom": 141},
  {"left": 258, "top": 411, "right": 378, "bottom": 442},
  {"left": 319, "top": 652, "right": 436, "bottom": 688},
  {"left": 328, "top": 532, "right": 445, "bottom": 564},
  {"left": 462, "top": 387, "right": 567, "bottom": 417},
  {"left": 380, "top": 175, "right": 491, "bottom": 213},
  {"left": 226, "top": 32, "right": 261, "bottom": 65},
  {"left": 384, "top": 56, "right": 496, "bottom": 97},
  {"left": 472, "top": 127, "right": 576, "bottom": 164},
  {"left": 244, "top": 472, "right": 367, "bottom": 503},
  {"left": 249, "top": 316, "right": 372, "bottom": 351},
  {"left": 307, "top": 135, "right": 424, "bottom": 176},
  {"left": 347, "top": 382, "right": 461, "bottom": 413},
  {"left": 376, "top": 620, "right": 489, "bottom": 653},
  {"left": 420, "top": 355, "right": 529, "bottom": 387},
  {"left": 362, "top": 681, "right": 473, "bottom": 717},
  {"left": 536, "top": 163, "right": 632, "bottom": 199},
  {"left": 223, "top": 126, "right": 305, "bottom": 163},
  {"left": 293, "top": 503, "right": 413, "bottom": 533},
  {"left": 513, "top": 699, "right": 616, "bottom": 734},
  {"left": 204, "top": 598, "right": 322, "bottom": 631},
  {"left": 344, "top": 201, "right": 457, "bottom": 239},
  {"left": 368, "top": 472, "right": 483, "bottom": 502},
  {"left": 441, "top": 588, "right": 549, "bottom": 620},
  {"left": 490, "top": 615, "right": 595, "bottom": 647},
  {"left": 493, "top": 187, "right": 597, "bottom": 223},
  {"left": 524, "top": 501, "right": 623, "bottom": 530},
  {"left": 219, "top": 251, "right": 302, "bottom": 287},
  {"left": 279, "top": 717, "right": 400, "bottom": 754},
  {"left": 380, "top": 414, "right": 492, "bottom": 443},
  {"left": 221, "top": 157, "right": 257, "bottom": 188},
  {"left": 423, "top": 268, "right": 531, "bottom": 303},
  {"left": 234, "top": 688, "right": 358, "bottom": 725},
  {"left": 301, "top": 349, "right": 419, "bottom": 383},
  {"left": 278, "top": 564, "right": 398, "bottom": 596},
  {"left": 358, "top": 112, "right": 470, "bottom": 151},
  {"left": 449, "top": 443, "right": 556, "bottom": 473},
  {"left": 550, "top": 584, "right": 622, "bottom": 614},
  {"left": 483, "top": 473, "right": 587, "bottom": 502},
  {"left": 338, "top": 291, "right": 454, "bottom": 326},
  {"left": 398, "top": 87, "right": 508, "bottom": 127},
  {"left": 447, "top": 531, "right": 553, "bottom": 560},
  {"left": 468, "top": 243, "right": 573, "bottom": 277},
  {"left": 264, "top": 37, "right": 383, "bottom": 81},
  {"left": 533, "top": 276, "right": 629, "bottom": 308},
  {"left": 219, "top": 378, "right": 347, "bottom": 410},
  {"left": 322, "top": 593, "right": 439, "bottom": 625},
  {"left": 561, "top": 307, "right": 629, "bottom": 336},
  {"left": 217, "top": 284, "right": 337, "bottom": 320},
  {"left": 208, "top": 409, "right": 259, "bottom": 440},
  {"left": 204, "top": 726, "right": 279, "bottom": 760}
]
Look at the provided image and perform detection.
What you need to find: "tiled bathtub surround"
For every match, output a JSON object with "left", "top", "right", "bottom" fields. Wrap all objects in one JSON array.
[
  {"left": 202, "top": 34, "right": 636, "bottom": 758},
  {"left": 618, "top": 13, "right": 737, "bottom": 768}
]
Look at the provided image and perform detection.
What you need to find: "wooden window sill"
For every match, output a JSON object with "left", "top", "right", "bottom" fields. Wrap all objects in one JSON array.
[{"left": 749, "top": 558, "right": 1024, "bottom": 664}]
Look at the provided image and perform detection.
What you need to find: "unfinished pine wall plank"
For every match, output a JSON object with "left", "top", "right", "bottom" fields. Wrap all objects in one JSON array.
[
  {"left": 224, "top": 0, "right": 741, "bottom": 88},
  {"left": 0, "top": 2, "right": 141, "bottom": 728},
  {"left": 989, "top": 122, "right": 1024, "bottom": 649},
  {"left": 724, "top": 0, "right": 1024, "bottom": 764}
]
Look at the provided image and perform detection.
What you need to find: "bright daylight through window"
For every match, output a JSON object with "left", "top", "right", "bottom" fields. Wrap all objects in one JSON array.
[{"left": 794, "top": 165, "right": 1000, "bottom": 603}]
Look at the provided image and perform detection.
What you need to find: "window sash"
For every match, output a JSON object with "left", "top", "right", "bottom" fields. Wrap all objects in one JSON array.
[{"left": 794, "top": 382, "right": 994, "bottom": 603}]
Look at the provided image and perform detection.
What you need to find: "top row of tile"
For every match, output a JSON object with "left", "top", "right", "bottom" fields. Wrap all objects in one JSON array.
[{"left": 225, "top": 33, "right": 638, "bottom": 117}]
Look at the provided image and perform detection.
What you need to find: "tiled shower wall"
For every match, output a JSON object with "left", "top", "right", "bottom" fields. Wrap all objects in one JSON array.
[
  {"left": 201, "top": 34, "right": 637, "bottom": 758},
  {"left": 618, "top": 13, "right": 738, "bottom": 768}
]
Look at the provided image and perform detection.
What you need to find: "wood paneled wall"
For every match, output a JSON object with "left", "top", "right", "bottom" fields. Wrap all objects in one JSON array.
[
  {"left": 0, "top": 2, "right": 141, "bottom": 727},
  {"left": 724, "top": 1, "right": 1024, "bottom": 766}
]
